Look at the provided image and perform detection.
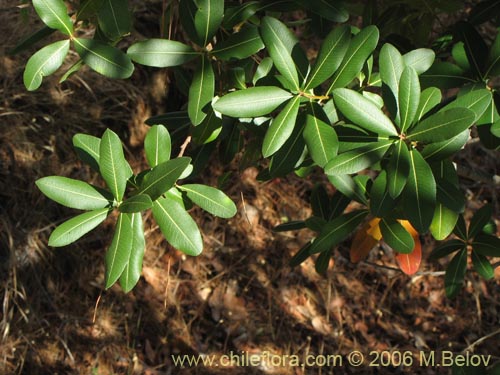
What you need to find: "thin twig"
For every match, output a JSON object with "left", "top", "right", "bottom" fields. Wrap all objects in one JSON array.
[
  {"left": 462, "top": 328, "right": 500, "bottom": 353},
  {"left": 177, "top": 135, "right": 191, "bottom": 157},
  {"left": 92, "top": 291, "right": 102, "bottom": 324}
]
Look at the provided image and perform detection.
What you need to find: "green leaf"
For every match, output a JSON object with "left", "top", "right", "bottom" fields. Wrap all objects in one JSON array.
[
  {"left": 188, "top": 57, "right": 214, "bottom": 126},
  {"left": 407, "top": 108, "right": 475, "bottom": 143},
  {"left": 119, "top": 194, "right": 153, "bottom": 213},
  {"left": 274, "top": 220, "right": 307, "bottom": 232},
  {"left": 260, "top": 16, "right": 300, "bottom": 90},
  {"left": 315, "top": 250, "right": 332, "bottom": 274},
  {"left": 193, "top": 0, "right": 224, "bottom": 47},
  {"left": 469, "top": 205, "right": 493, "bottom": 239},
  {"left": 48, "top": 208, "right": 110, "bottom": 247},
  {"left": 473, "top": 234, "right": 500, "bottom": 257},
  {"left": 398, "top": 66, "right": 420, "bottom": 132},
  {"left": 253, "top": 57, "right": 273, "bottom": 85},
  {"left": 402, "top": 149, "right": 436, "bottom": 232},
  {"left": 152, "top": 195, "right": 203, "bottom": 256},
  {"left": 59, "top": 59, "right": 84, "bottom": 83},
  {"left": 127, "top": 39, "right": 199, "bottom": 67},
  {"left": 452, "top": 42, "right": 470, "bottom": 71},
  {"left": 324, "top": 140, "right": 393, "bottom": 175},
  {"left": 179, "top": 184, "right": 237, "bottom": 218},
  {"left": 310, "top": 184, "right": 330, "bottom": 220},
  {"left": 76, "top": 0, "right": 103, "bottom": 21},
  {"left": 139, "top": 157, "right": 191, "bottom": 201},
  {"left": 327, "top": 174, "right": 368, "bottom": 205},
  {"left": 333, "top": 88, "right": 397, "bottom": 136},
  {"left": 441, "top": 88, "right": 492, "bottom": 122},
  {"left": 119, "top": 212, "right": 145, "bottom": 292},
  {"left": 268, "top": 119, "right": 306, "bottom": 177},
  {"left": 436, "top": 178, "right": 465, "bottom": 213},
  {"left": 303, "top": 102, "right": 338, "bottom": 168},
  {"left": 289, "top": 242, "right": 312, "bottom": 267},
  {"left": 74, "top": 38, "right": 134, "bottom": 79},
  {"left": 453, "top": 215, "right": 468, "bottom": 240},
  {"left": 329, "top": 25, "right": 379, "bottom": 91},
  {"left": 223, "top": 1, "right": 259, "bottom": 29},
  {"left": 471, "top": 251, "right": 494, "bottom": 280},
  {"left": 444, "top": 249, "right": 468, "bottom": 298},
  {"left": 212, "top": 26, "right": 264, "bottom": 60},
  {"left": 105, "top": 213, "right": 133, "bottom": 288},
  {"left": 387, "top": 140, "right": 410, "bottom": 198},
  {"left": 420, "top": 62, "right": 472, "bottom": 89},
  {"left": 213, "top": 86, "right": 293, "bottom": 118},
  {"left": 430, "top": 204, "right": 459, "bottom": 240},
  {"left": 23, "top": 40, "right": 70, "bottom": 91},
  {"left": 36, "top": 176, "right": 112, "bottom": 210},
  {"left": 144, "top": 125, "right": 171, "bottom": 168},
  {"left": 429, "top": 239, "right": 465, "bottom": 260},
  {"left": 370, "top": 171, "right": 396, "bottom": 217},
  {"left": 329, "top": 191, "right": 351, "bottom": 220},
  {"left": 9, "top": 26, "right": 55, "bottom": 55},
  {"left": 300, "top": 0, "right": 349, "bottom": 22},
  {"left": 262, "top": 96, "right": 300, "bottom": 157},
  {"left": 380, "top": 218, "right": 415, "bottom": 254},
  {"left": 402, "top": 49, "right": 435, "bottom": 75},
  {"left": 33, "top": 0, "right": 73, "bottom": 35},
  {"left": 486, "top": 28, "right": 500, "bottom": 77},
  {"left": 309, "top": 210, "right": 368, "bottom": 254},
  {"left": 99, "top": 129, "right": 132, "bottom": 201},
  {"left": 304, "top": 25, "right": 350, "bottom": 90},
  {"left": 98, "top": 0, "right": 131, "bottom": 40},
  {"left": 415, "top": 87, "right": 442, "bottom": 122},
  {"left": 454, "top": 21, "right": 488, "bottom": 79},
  {"left": 379, "top": 43, "right": 404, "bottom": 107},
  {"left": 421, "top": 130, "right": 469, "bottom": 161},
  {"left": 192, "top": 109, "right": 222, "bottom": 145},
  {"left": 73, "top": 134, "right": 101, "bottom": 172}
]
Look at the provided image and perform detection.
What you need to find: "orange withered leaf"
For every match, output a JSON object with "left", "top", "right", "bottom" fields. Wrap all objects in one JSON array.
[
  {"left": 395, "top": 220, "right": 422, "bottom": 275},
  {"left": 350, "top": 217, "right": 382, "bottom": 263}
]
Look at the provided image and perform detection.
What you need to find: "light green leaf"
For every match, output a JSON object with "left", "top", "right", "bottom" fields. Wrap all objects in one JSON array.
[
  {"left": 74, "top": 38, "right": 134, "bottom": 79},
  {"left": 152, "top": 195, "right": 203, "bottom": 256},
  {"left": 407, "top": 108, "right": 475, "bottom": 143},
  {"left": 48, "top": 208, "right": 110, "bottom": 247},
  {"left": 188, "top": 57, "right": 214, "bottom": 126},
  {"left": 212, "top": 26, "right": 264, "bottom": 60},
  {"left": 98, "top": 0, "right": 131, "bottom": 40},
  {"left": 444, "top": 249, "right": 467, "bottom": 298},
  {"left": 329, "top": 25, "right": 379, "bottom": 91},
  {"left": 452, "top": 42, "right": 470, "bottom": 71},
  {"left": 421, "top": 130, "right": 469, "bottom": 161},
  {"left": 441, "top": 88, "right": 492, "bottom": 122},
  {"left": 119, "top": 212, "right": 145, "bottom": 292},
  {"left": 119, "top": 194, "right": 153, "bottom": 213},
  {"left": 252, "top": 57, "right": 273, "bottom": 85},
  {"left": 144, "top": 125, "right": 171, "bottom": 168},
  {"left": 305, "top": 25, "right": 350, "bottom": 90},
  {"left": 194, "top": 0, "right": 224, "bottom": 47},
  {"left": 398, "top": 66, "right": 420, "bottom": 132},
  {"left": 333, "top": 88, "right": 397, "bottom": 136},
  {"left": 105, "top": 213, "right": 133, "bottom": 288},
  {"left": 36, "top": 176, "right": 112, "bottom": 210},
  {"left": 473, "top": 234, "right": 500, "bottom": 257},
  {"left": 380, "top": 219, "right": 415, "bottom": 254},
  {"left": 402, "top": 149, "right": 436, "bottom": 232},
  {"left": 260, "top": 16, "right": 300, "bottom": 90},
  {"left": 303, "top": 102, "right": 338, "bottom": 168},
  {"left": 23, "top": 40, "right": 70, "bottom": 91},
  {"left": 471, "top": 251, "right": 494, "bottom": 280},
  {"left": 179, "top": 184, "right": 237, "bottom": 218},
  {"left": 127, "top": 39, "right": 199, "bottom": 67},
  {"left": 379, "top": 43, "right": 404, "bottom": 106},
  {"left": 415, "top": 87, "right": 442, "bottom": 121},
  {"left": 429, "top": 239, "right": 464, "bottom": 260},
  {"left": 33, "top": 0, "right": 73, "bottom": 35},
  {"left": 73, "top": 133, "right": 101, "bottom": 172},
  {"left": 402, "top": 48, "right": 435, "bottom": 75},
  {"left": 262, "top": 96, "right": 300, "bottom": 157},
  {"left": 192, "top": 109, "right": 222, "bottom": 145},
  {"left": 324, "top": 140, "right": 393, "bottom": 175},
  {"left": 430, "top": 204, "right": 459, "bottom": 240},
  {"left": 213, "top": 86, "right": 293, "bottom": 118},
  {"left": 139, "top": 157, "right": 191, "bottom": 201},
  {"left": 327, "top": 174, "right": 369, "bottom": 205},
  {"left": 99, "top": 129, "right": 132, "bottom": 201},
  {"left": 387, "top": 140, "right": 410, "bottom": 198},
  {"left": 59, "top": 59, "right": 84, "bottom": 83},
  {"left": 309, "top": 210, "right": 368, "bottom": 254}
]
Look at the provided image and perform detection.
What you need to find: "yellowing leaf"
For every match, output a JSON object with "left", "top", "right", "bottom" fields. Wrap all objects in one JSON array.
[
  {"left": 350, "top": 217, "right": 381, "bottom": 263},
  {"left": 395, "top": 220, "right": 422, "bottom": 275}
]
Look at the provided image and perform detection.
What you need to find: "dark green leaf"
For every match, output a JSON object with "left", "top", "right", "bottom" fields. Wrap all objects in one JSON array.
[
  {"left": 402, "top": 149, "right": 436, "bottom": 232},
  {"left": 407, "top": 108, "right": 475, "bottom": 143},
  {"left": 139, "top": 157, "right": 191, "bottom": 201},
  {"left": 473, "top": 234, "right": 500, "bottom": 257},
  {"left": 127, "top": 39, "right": 199, "bottom": 67},
  {"left": 73, "top": 134, "right": 101, "bottom": 172},
  {"left": 213, "top": 26, "right": 264, "bottom": 60},
  {"left": 379, "top": 43, "right": 404, "bottom": 107},
  {"left": 486, "top": 27, "right": 500, "bottom": 77},
  {"left": 306, "top": 216, "right": 327, "bottom": 232},
  {"left": 303, "top": 103, "right": 338, "bottom": 168},
  {"left": 421, "top": 130, "right": 469, "bottom": 161},
  {"left": 454, "top": 21, "right": 488, "bottom": 79},
  {"left": 59, "top": 59, "right": 84, "bottom": 83},
  {"left": 380, "top": 218, "right": 415, "bottom": 254},
  {"left": 469, "top": 0, "right": 500, "bottom": 25},
  {"left": 105, "top": 213, "right": 133, "bottom": 288},
  {"left": 420, "top": 62, "right": 472, "bottom": 89},
  {"left": 192, "top": 109, "right": 222, "bottom": 145},
  {"left": 269, "top": 119, "right": 306, "bottom": 177},
  {"left": 335, "top": 124, "right": 379, "bottom": 153},
  {"left": 188, "top": 57, "right": 214, "bottom": 126},
  {"left": 263, "top": 96, "right": 300, "bottom": 157},
  {"left": 415, "top": 87, "right": 442, "bottom": 121},
  {"left": 213, "top": 86, "right": 293, "bottom": 118},
  {"left": 274, "top": 220, "right": 307, "bottom": 232},
  {"left": 36, "top": 176, "right": 112, "bottom": 210},
  {"left": 311, "top": 184, "right": 330, "bottom": 220},
  {"left": 329, "top": 191, "right": 350, "bottom": 220},
  {"left": 300, "top": 0, "right": 349, "bottom": 22},
  {"left": 329, "top": 25, "right": 379, "bottom": 91},
  {"left": 23, "top": 40, "right": 70, "bottom": 91},
  {"left": 74, "top": 38, "right": 134, "bottom": 79},
  {"left": 471, "top": 251, "right": 494, "bottom": 280},
  {"left": 333, "top": 88, "right": 397, "bottom": 136},
  {"left": 144, "top": 125, "right": 171, "bottom": 168},
  {"left": 9, "top": 26, "right": 55, "bottom": 55},
  {"left": 119, "top": 212, "right": 145, "bottom": 292},
  {"left": 179, "top": 184, "right": 237, "bottom": 218},
  {"left": 327, "top": 174, "right": 369, "bottom": 205},
  {"left": 429, "top": 239, "right": 465, "bottom": 260},
  {"left": 305, "top": 25, "right": 350, "bottom": 90},
  {"left": 387, "top": 140, "right": 410, "bottom": 198},
  {"left": 48, "top": 208, "right": 110, "bottom": 247},
  {"left": 324, "top": 140, "right": 393, "bottom": 175},
  {"left": 453, "top": 215, "right": 468, "bottom": 240},
  {"left": 315, "top": 250, "right": 332, "bottom": 274},
  {"left": 444, "top": 249, "right": 468, "bottom": 298},
  {"left": 76, "top": 0, "right": 103, "bottom": 21},
  {"left": 152, "top": 195, "right": 203, "bottom": 256},
  {"left": 402, "top": 49, "right": 435, "bottom": 75},
  {"left": 398, "top": 66, "right": 420, "bottom": 132},
  {"left": 430, "top": 204, "right": 459, "bottom": 240},
  {"left": 194, "top": 0, "right": 224, "bottom": 47},
  {"left": 469, "top": 205, "right": 493, "bottom": 239},
  {"left": 436, "top": 178, "right": 465, "bottom": 213},
  {"left": 370, "top": 171, "right": 396, "bottom": 217},
  {"left": 309, "top": 210, "right": 368, "bottom": 254},
  {"left": 119, "top": 194, "right": 153, "bottom": 213},
  {"left": 289, "top": 242, "right": 312, "bottom": 266},
  {"left": 33, "top": 0, "right": 73, "bottom": 35},
  {"left": 223, "top": 1, "right": 259, "bottom": 29},
  {"left": 98, "top": 0, "right": 131, "bottom": 40}
]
